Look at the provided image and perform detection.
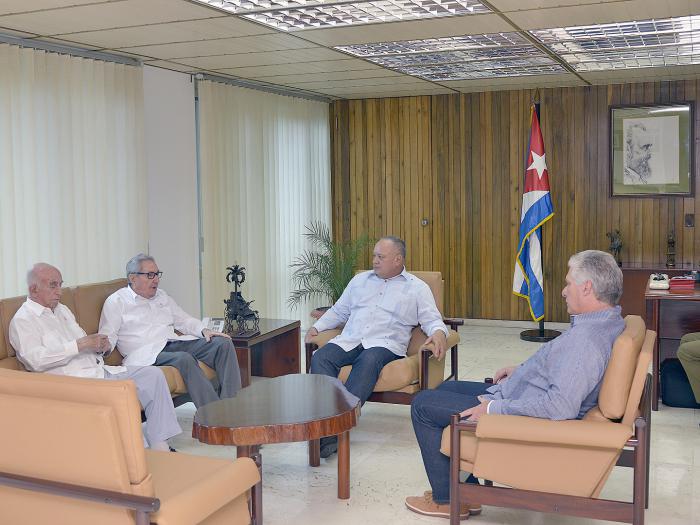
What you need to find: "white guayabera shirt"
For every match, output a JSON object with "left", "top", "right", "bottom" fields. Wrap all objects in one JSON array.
[{"left": 313, "top": 269, "right": 448, "bottom": 357}]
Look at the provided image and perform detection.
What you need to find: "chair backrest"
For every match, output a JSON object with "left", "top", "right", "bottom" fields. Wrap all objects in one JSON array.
[
  {"left": 583, "top": 315, "right": 651, "bottom": 423},
  {"left": 0, "top": 369, "right": 152, "bottom": 496},
  {"left": 73, "top": 279, "right": 127, "bottom": 335}
]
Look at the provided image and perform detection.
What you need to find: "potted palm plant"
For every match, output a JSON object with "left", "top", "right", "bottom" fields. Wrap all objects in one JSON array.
[{"left": 288, "top": 221, "right": 371, "bottom": 313}]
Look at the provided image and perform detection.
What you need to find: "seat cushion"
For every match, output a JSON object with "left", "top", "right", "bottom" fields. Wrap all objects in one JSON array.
[
  {"left": 147, "top": 451, "right": 259, "bottom": 525},
  {"left": 338, "top": 353, "right": 419, "bottom": 392}
]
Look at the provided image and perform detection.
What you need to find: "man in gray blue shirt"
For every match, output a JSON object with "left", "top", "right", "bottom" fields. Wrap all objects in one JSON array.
[{"left": 405, "top": 250, "right": 625, "bottom": 520}]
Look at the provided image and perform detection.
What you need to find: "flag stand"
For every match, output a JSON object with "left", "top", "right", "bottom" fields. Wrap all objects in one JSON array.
[{"left": 520, "top": 319, "right": 560, "bottom": 342}]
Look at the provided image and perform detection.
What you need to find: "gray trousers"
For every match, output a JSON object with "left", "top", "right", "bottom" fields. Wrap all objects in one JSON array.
[
  {"left": 104, "top": 366, "right": 182, "bottom": 446},
  {"left": 678, "top": 332, "right": 700, "bottom": 402},
  {"left": 155, "top": 337, "right": 242, "bottom": 408}
]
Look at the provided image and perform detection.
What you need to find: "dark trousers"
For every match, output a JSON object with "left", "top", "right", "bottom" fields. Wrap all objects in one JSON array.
[
  {"left": 156, "top": 337, "right": 242, "bottom": 408},
  {"left": 411, "top": 380, "right": 489, "bottom": 503},
  {"left": 309, "top": 342, "right": 401, "bottom": 404}
]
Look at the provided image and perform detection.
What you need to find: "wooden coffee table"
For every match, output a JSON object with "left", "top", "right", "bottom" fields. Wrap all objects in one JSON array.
[
  {"left": 192, "top": 374, "right": 360, "bottom": 521},
  {"left": 229, "top": 318, "right": 300, "bottom": 387}
]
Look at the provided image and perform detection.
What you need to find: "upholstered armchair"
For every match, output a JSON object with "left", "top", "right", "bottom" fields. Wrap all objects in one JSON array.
[
  {"left": 0, "top": 368, "right": 261, "bottom": 525},
  {"left": 305, "top": 271, "right": 463, "bottom": 405},
  {"left": 443, "top": 315, "right": 654, "bottom": 525}
]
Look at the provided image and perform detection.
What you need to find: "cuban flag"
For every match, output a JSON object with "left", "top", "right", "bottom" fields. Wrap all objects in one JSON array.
[{"left": 513, "top": 104, "right": 554, "bottom": 321}]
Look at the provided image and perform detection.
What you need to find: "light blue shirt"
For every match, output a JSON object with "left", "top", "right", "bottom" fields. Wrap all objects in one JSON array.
[{"left": 313, "top": 269, "right": 448, "bottom": 357}]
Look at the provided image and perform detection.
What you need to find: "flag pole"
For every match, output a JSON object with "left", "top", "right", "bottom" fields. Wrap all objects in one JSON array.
[{"left": 518, "top": 95, "right": 560, "bottom": 343}]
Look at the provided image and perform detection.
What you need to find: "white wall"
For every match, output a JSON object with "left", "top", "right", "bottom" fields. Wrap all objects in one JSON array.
[{"left": 143, "top": 66, "right": 201, "bottom": 315}]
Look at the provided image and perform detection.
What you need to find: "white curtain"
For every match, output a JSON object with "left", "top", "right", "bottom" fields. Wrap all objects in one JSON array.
[
  {"left": 197, "top": 80, "right": 330, "bottom": 324},
  {"left": 0, "top": 44, "right": 147, "bottom": 297}
]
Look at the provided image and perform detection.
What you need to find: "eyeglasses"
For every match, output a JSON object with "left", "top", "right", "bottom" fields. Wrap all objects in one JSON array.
[{"left": 131, "top": 271, "right": 163, "bottom": 279}]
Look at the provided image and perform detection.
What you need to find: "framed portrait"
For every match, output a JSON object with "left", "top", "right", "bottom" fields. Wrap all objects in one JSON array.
[{"left": 610, "top": 102, "right": 694, "bottom": 197}]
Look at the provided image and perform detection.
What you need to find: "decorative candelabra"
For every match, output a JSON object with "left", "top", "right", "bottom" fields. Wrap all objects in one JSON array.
[{"left": 606, "top": 229, "right": 623, "bottom": 267}]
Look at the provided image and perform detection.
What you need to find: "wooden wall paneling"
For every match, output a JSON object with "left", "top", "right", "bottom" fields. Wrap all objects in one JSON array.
[{"left": 331, "top": 79, "right": 700, "bottom": 321}]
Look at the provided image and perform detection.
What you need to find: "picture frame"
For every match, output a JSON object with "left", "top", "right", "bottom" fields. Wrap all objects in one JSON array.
[{"left": 610, "top": 102, "right": 694, "bottom": 197}]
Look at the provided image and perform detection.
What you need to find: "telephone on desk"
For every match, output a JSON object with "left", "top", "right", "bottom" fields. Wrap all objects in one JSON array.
[
  {"left": 648, "top": 273, "right": 670, "bottom": 290},
  {"left": 203, "top": 317, "right": 225, "bottom": 332}
]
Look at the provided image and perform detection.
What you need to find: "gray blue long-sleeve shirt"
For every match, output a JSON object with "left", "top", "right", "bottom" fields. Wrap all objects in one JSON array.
[{"left": 483, "top": 306, "right": 625, "bottom": 420}]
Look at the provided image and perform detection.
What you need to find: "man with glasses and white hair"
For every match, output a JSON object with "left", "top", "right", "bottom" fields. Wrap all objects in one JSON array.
[
  {"left": 10, "top": 263, "right": 181, "bottom": 451},
  {"left": 99, "top": 253, "right": 242, "bottom": 408},
  {"left": 405, "top": 250, "right": 625, "bottom": 520}
]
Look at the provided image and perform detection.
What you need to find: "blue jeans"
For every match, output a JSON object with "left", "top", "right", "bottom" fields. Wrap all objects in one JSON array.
[
  {"left": 309, "top": 343, "right": 401, "bottom": 404},
  {"left": 411, "top": 380, "right": 490, "bottom": 503}
]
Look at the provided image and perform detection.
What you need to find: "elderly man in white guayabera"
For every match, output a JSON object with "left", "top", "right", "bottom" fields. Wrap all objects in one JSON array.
[
  {"left": 10, "top": 263, "right": 181, "bottom": 451},
  {"left": 100, "top": 253, "right": 242, "bottom": 409}
]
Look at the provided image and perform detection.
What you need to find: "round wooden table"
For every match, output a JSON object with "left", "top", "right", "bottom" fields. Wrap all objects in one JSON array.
[{"left": 192, "top": 374, "right": 360, "bottom": 521}]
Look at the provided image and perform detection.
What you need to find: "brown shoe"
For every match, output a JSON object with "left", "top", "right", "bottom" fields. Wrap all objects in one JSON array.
[{"left": 405, "top": 491, "right": 482, "bottom": 520}]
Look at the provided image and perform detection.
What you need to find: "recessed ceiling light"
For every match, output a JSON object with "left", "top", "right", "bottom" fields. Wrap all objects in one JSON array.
[
  {"left": 531, "top": 15, "right": 700, "bottom": 71},
  {"left": 191, "top": 0, "right": 490, "bottom": 30}
]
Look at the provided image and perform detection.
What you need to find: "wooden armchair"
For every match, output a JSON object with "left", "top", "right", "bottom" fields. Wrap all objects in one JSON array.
[
  {"left": 305, "top": 271, "right": 463, "bottom": 405},
  {"left": 0, "top": 368, "right": 261, "bottom": 525},
  {"left": 443, "top": 315, "right": 654, "bottom": 525}
]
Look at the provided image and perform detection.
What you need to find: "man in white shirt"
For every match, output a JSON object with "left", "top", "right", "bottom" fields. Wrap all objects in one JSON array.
[
  {"left": 10, "top": 263, "right": 181, "bottom": 451},
  {"left": 99, "top": 253, "right": 241, "bottom": 408},
  {"left": 306, "top": 236, "right": 448, "bottom": 457}
]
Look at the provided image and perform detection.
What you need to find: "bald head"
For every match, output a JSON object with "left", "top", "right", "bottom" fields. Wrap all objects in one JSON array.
[{"left": 27, "top": 263, "right": 63, "bottom": 310}]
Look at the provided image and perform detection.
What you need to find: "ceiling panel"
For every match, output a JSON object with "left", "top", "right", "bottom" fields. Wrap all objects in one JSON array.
[
  {"left": 0, "top": 0, "right": 220, "bottom": 36},
  {"left": 252, "top": 67, "right": 402, "bottom": 83},
  {"left": 580, "top": 63, "right": 700, "bottom": 84},
  {"left": 215, "top": 58, "right": 380, "bottom": 77},
  {"left": 489, "top": 0, "right": 620, "bottom": 10},
  {"left": 280, "top": 74, "right": 437, "bottom": 90},
  {"left": 0, "top": 0, "right": 104, "bottom": 16},
  {"left": 506, "top": 0, "right": 698, "bottom": 30},
  {"left": 119, "top": 33, "right": 316, "bottom": 60},
  {"left": 175, "top": 47, "right": 352, "bottom": 68},
  {"left": 297, "top": 13, "right": 512, "bottom": 46},
  {"left": 442, "top": 72, "right": 585, "bottom": 91},
  {"left": 0, "top": 27, "right": 38, "bottom": 38},
  {"left": 143, "top": 60, "right": 198, "bottom": 73},
  {"left": 56, "top": 17, "right": 273, "bottom": 49}
]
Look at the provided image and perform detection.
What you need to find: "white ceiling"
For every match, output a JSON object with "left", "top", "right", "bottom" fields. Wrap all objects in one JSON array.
[{"left": 1, "top": 0, "right": 699, "bottom": 100}]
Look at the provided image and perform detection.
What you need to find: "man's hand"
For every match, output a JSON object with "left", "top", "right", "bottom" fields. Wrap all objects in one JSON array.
[
  {"left": 459, "top": 397, "right": 490, "bottom": 421},
  {"left": 424, "top": 330, "right": 447, "bottom": 360},
  {"left": 202, "top": 328, "right": 232, "bottom": 342},
  {"left": 493, "top": 365, "right": 517, "bottom": 384},
  {"left": 305, "top": 327, "right": 319, "bottom": 344},
  {"left": 77, "top": 334, "right": 110, "bottom": 354}
]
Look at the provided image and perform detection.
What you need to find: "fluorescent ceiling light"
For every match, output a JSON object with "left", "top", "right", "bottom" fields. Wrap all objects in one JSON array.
[
  {"left": 531, "top": 15, "right": 700, "bottom": 72},
  {"left": 191, "top": 0, "right": 490, "bottom": 30},
  {"left": 336, "top": 32, "right": 565, "bottom": 81}
]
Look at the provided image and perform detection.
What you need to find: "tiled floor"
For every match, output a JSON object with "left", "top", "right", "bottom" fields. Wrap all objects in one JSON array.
[{"left": 170, "top": 322, "right": 700, "bottom": 525}]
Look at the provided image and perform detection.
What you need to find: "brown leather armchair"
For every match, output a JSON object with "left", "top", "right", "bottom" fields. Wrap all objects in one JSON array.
[
  {"left": 305, "top": 271, "right": 463, "bottom": 405},
  {"left": 0, "top": 368, "right": 261, "bottom": 525},
  {"left": 443, "top": 315, "right": 654, "bottom": 525}
]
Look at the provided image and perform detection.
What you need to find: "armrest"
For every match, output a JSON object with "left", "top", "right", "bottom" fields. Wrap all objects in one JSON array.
[
  {"left": 472, "top": 414, "right": 633, "bottom": 449},
  {"left": 0, "top": 470, "right": 159, "bottom": 514},
  {"left": 419, "top": 330, "right": 460, "bottom": 355},
  {"left": 307, "top": 328, "right": 342, "bottom": 348},
  {"left": 443, "top": 317, "right": 464, "bottom": 330}
]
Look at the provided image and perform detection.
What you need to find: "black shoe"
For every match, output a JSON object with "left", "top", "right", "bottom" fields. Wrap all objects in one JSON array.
[
  {"left": 319, "top": 436, "right": 338, "bottom": 459},
  {"left": 169, "top": 446, "right": 177, "bottom": 452}
]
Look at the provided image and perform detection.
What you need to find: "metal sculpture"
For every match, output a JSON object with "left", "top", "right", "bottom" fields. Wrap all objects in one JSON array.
[{"left": 224, "top": 265, "right": 260, "bottom": 335}]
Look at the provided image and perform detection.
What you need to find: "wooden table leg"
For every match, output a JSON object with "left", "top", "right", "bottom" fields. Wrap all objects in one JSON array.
[
  {"left": 251, "top": 450, "right": 262, "bottom": 525},
  {"left": 337, "top": 431, "right": 350, "bottom": 499},
  {"left": 235, "top": 347, "right": 252, "bottom": 388},
  {"left": 647, "top": 298, "right": 659, "bottom": 411},
  {"left": 309, "top": 438, "right": 320, "bottom": 467}
]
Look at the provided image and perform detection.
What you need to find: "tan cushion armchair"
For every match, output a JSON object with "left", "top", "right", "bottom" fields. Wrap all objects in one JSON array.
[
  {"left": 0, "top": 368, "right": 261, "bottom": 525},
  {"left": 305, "top": 271, "right": 462, "bottom": 405},
  {"left": 442, "top": 315, "right": 654, "bottom": 525}
]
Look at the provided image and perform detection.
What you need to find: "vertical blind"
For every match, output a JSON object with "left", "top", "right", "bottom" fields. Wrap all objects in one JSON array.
[
  {"left": 0, "top": 44, "right": 147, "bottom": 297},
  {"left": 197, "top": 80, "right": 331, "bottom": 323}
]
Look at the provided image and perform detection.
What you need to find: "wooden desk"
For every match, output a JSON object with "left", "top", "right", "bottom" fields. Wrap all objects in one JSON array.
[
  {"left": 620, "top": 264, "right": 691, "bottom": 317},
  {"left": 192, "top": 374, "right": 360, "bottom": 522},
  {"left": 645, "top": 285, "right": 700, "bottom": 410},
  {"left": 229, "top": 318, "right": 300, "bottom": 388}
]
